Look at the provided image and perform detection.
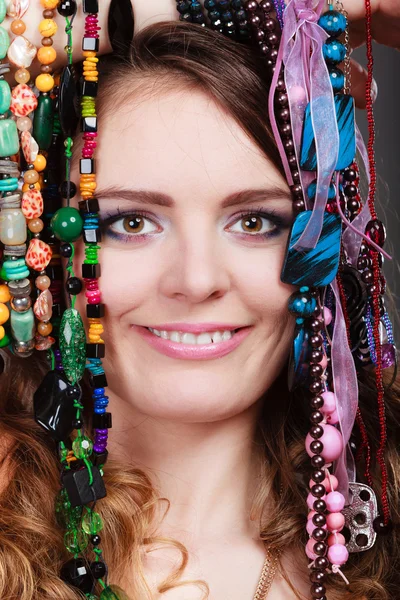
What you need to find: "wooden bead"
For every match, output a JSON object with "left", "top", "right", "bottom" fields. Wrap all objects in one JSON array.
[
  {"left": 42, "top": 37, "right": 53, "bottom": 46},
  {"left": 37, "top": 46, "right": 56, "bottom": 65},
  {"left": 24, "top": 169, "right": 39, "bottom": 184},
  {"left": 14, "top": 67, "right": 30, "bottom": 84},
  {"left": 37, "top": 321, "right": 53, "bottom": 336},
  {"left": 11, "top": 19, "right": 26, "bottom": 35},
  {"left": 35, "top": 73, "right": 54, "bottom": 92},
  {"left": 33, "top": 154, "right": 46, "bottom": 172},
  {"left": 40, "top": 65, "right": 53, "bottom": 74},
  {"left": 28, "top": 218, "right": 44, "bottom": 233},
  {"left": 42, "top": 9, "right": 54, "bottom": 18}
]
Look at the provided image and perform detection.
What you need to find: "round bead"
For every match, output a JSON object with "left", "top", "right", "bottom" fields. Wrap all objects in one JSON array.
[
  {"left": 60, "top": 180, "right": 77, "bottom": 199},
  {"left": 313, "top": 541, "right": 327, "bottom": 557},
  {"left": 320, "top": 391, "right": 337, "bottom": 415},
  {"left": 314, "top": 556, "right": 329, "bottom": 570},
  {"left": 328, "top": 532, "right": 346, "bottom": 546},
  {"left": 372, "top": 516, "right": 393, "bottom": 535},
  {"left": 327, "top": 543, "right": 348, "bottom": 565},
  {"left": 365, "top": 219, "right": 386, "bottom": 248},
  {"left": 10, "top": 19, "right": 26, "bottom": 35},
  {"left": 310, "top": 350, "right": 324, "bottom": 364},
  {"left": 310, "top": 570, "right": 326, "bottom": 584},
  {"left": 310, "top": 364, "right": 323, "bottom": 378},
  {"left": 311, "top": 455, "right": 325, "bottom": 469},
  {"left": 72, "top": 435, "right": 93, "bottom": 459},
  {"left": 40, "top": 0, "right": 59, "bottom": 7},
  {"left": 42, "top": 9, "right": 54, "bottom": 18},
  {"left": 38, "top": 18, "right": 58, "bottom": 37},
  {"left": 42, "top": 36, "right": 53, "bottom": 46},
  {"left": 306, "top": 538, "right": 317, "bottom": 560},
  {"left": 50, "top": 207, "right": 83, "bottom": 242},
  {"left": 325, "top": 491, "right": 345, "bottom": 512},
  {"left": 14, "top": 67, "right": 30, "bottom": 84},
  {"left": 37, "top": 321, "right": 52, "bottom": 336},
  {"left": 28, "top": 218, "right": 44, "bottom": 233},
  {"left": 313, "top": 499, "right": 326, "bottom": 513},
  {"left": 33, "top": 154, "right": 46, "bottom": 172},
  {"left": 0, "top": 302, "right": 9, "bottom": 325},
  {"left": 72, "top": 418, "right": 83, "bottom": 429},
  {"left": 57, "top": 0, "right": 77, "bottom": 17},
  {"left": 24, "top": 169, "right": 39, "bottom": 184},
  {"left": 81, "top": 510, "right": 103, "bottom": 535},
  {"left": 313, "top": 527, "right": 328, "bottom": 542},
  {"left": 310, "top": 380, "right": 323, "bottom": 395},
  {"left": 11, "top": 296, "right": 32, "bottom": 312},
  {"left": 310, "top": 411, "right": 324, "bottom": 424},
  {"left": 310, "top": 425, "right": 324, "bottom": 440},
  {"left": 0, "top": 285, "right": 11, "bottom": 304},
  {"left": 16, "top": 116, "right": 32, "bottom": 131},
  {"left": 306, "top": 424, "right": 343, "bottom": 462},
  {"left": 312, "top": 513, "right": 326, "bottom": 527},
  {"left": 307, "top": 492, "right": 325, "bottom": 510},
  {"left": 310, "top": 440, "right": 323, "bottom": 455},
  {"left": 37, "top": 45, "right": 56, "bottom": 65},
  {"left": 318, "top": 10, "right": 347, "bottom": 36},
  {"left": 321, "top": 474, "right": 338, "bottom": 492},
  {"left": 60, "top": 242, "right": 73, "bottom": 258},
  {"left": 323, "top": 38, "right": 346, "bottom": 65},
  {"left": 36, "top": 275, "right": 51, "bottom": 290},
  {"left": 35, "top": 73, "right": 54, "bottom": 92},
  {"left": 90, "top": 560, "right": 107, "bottom": 579},
  {"left": 311, "top": 583, "right": 327, "bottom": 598},
  {"left": 311, "top": 484, "right": 326, "bottom": 498},
  {"left": 329, "top": 67, "right": 344, "bottom": 92},
  {"left": 288, "top": 292, "right": 316, "bottom": 317},
  {"left": 91, "top": 534, "right": 101, "bottom": 546},
  {"left": 66, "top": 277, "right": 83, "bottom": 295}
]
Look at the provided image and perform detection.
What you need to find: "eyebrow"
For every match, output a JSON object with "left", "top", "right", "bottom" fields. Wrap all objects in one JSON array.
[{"left": 95, "top": 186, "right": 292, "bottom": 208}]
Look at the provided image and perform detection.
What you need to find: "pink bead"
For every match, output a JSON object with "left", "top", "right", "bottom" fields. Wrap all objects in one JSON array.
[
  {"left": 328, "top": 533, "right": 346, "bottom": 546},
  {"left": 322, "top": 474, "right": 338, "bottom": 492},
  {"left": 327, "top": 409, "right": 339, "bottom": 424},
  {"left": 306, "top": 519, "right": 316, "bottom": 535},
  {"left": 306, "top": 538, "right": 317, "bottom": 560},
  {"left": 319, "top": 354, "right": 328, "bottom": 369},
  {"left": 326, "top": 512, "right": 345, "bottom": 532},
  {"left": 306, "top": 424, "right": 343, "bottom": 462},
  {"left": 326, "top": 491, "right": 345, "bottom": 512},
  {"left": 327, "top": 543, "right": 349, "bottom": 566},
  {"left": 307, "top": 492, "right": 326, "bottom": 510},
  {"left": 308, "top": 510, "right": 316, "bottom": 520},
  {"left": 291, "top": 85, "right": 306, "bottom": 103},
  {"left": 321, "top": 391, "right": 337, "bottom": 414},
  {"left": 324, "top": 306, "right": 333, "bottom": 325}
]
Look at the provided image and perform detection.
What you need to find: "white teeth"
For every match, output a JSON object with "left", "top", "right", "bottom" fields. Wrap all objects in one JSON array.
[{"left": 147, "top": 327, "right": 237, "bottom": 345}]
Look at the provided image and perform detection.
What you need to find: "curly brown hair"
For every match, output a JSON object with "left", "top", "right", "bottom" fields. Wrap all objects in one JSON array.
[{"left": 0, "top": 22, "right": 398, "bottom": 600}]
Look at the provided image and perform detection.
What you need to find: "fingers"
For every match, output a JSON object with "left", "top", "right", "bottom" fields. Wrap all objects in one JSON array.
[{"left": 349, "top": 58, "right": 378, "bottom": 109}]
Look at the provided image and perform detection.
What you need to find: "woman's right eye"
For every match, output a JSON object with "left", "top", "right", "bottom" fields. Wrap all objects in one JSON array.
[{"left": 100, "top": 212, "right": 160, "bottom": 242}]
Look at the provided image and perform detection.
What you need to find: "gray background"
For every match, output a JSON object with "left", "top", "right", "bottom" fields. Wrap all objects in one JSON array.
[{"left": 353, "top": 44, "right": 400, "bottom": 327}]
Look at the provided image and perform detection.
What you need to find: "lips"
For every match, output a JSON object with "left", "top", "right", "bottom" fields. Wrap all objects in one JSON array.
[{"left": 131, "top": 324, "right": 252, "bottom": 360}]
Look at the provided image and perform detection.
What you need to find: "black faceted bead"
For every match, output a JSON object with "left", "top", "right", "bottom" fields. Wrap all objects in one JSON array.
[
  {"left": 80, "top": 158, "right": 95, "bottom": 174},
  {"left": 72, "top": 419, "right": 83, "bottom": 429},
  {"left": 60, "top": 558, "right": 95, "bottom": 594},
  {"left": 86, "top": 343, "right": 105, "bottom": 359},
  {"left": 57, "top": 0, "right": 77, "bottom": 17},
  {"left": 66, "top": 277, "right": 83, "bottom": 295},
  {"left": 91, "top": 449, "right": 109, "bottom": 467},
  {"left": 83, "top": 228, "right": 102, "bottom": 244},
  {"left": 34, "top": 371, "right": 77, "bottom": 442},
  {"left": 91, "top": 534, "right": 101, "bottom": 545},
  {"left": 90, "top": 561, "right": 107, "bottom": 579},
  {"left": 79, "top": 197, "right": 99, "bottom": 214},
  {"left": 60, "top": 243, "right": 73, "bottom": 258},
  {"left": 81, "top": 79, "right": 98, "bottom": 97},
  {"left": 59, "top": 65, "right": 80, "bottom": 137},
  {"left": 373, "top": 516, "right": 393, "bottom": 536},
  {"left": 62, "top": 465, "right": 106, "bottom": 507},
  {"left": 82, "top": 263, "right": 101, "bottom": 279},
  {"left": 92, "top": 412, "right": 112, "bottom": 429},
  {"left": 82, "top": 116, "right": 98, "bottom": 133},
  {"left": 87, "top": 303, "right": 105, "bottom": 319},
  {"left": 89, "top": 371, "right": 108, "bottom": 389},
  {"left": 83, "top": 0, "right": 99, "bottom": 12},
  {"left": 60, "top": 180, "right": 77, "bottom": 199},
  {"left": 82, "top": 37, "right": 99, "bottom": 52}
]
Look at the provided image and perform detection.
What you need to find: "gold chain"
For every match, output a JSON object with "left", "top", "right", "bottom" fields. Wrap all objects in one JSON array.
[{"left": 252, "top": 548, "right": 280, "bottom": 600}]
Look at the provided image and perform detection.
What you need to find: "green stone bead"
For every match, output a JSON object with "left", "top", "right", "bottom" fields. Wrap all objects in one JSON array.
[
  {"left": 32, "top": 93, "right": 53, "bottom": 150},
  {"left": 59, "top": 308, "right": 86, "bottom": 384},
  {"left": 0, "top": 26, "right": 8, "bottom": 60},
  {"left": 0, "top": 118, "right": 19, "bottom": 157},
  {"left": 0, "top": 80, "right": 11, "bottom": 114},
  {"left": 64, "top": 528, "right": 89, "bottom": 554},
  {"left": 50, "top": 207, "right": 83, "bottom": 242},
  {"left": 81, "top": 510, "right": 103, "bottom": 535},
  {"left": 10, "top": 308, "right": 34, "bottom": 342},
  {"left": 72, "top": 435, "right": 93, "bottom": 459},
  {"left": 0, "top": 0, "right": 6, "bottom": 23},
  {"left": 0, "top": 330, "right": 10, "bottom": 347},
  {"left": 100, "top": 586, "right": 130, "bottom": 600}
]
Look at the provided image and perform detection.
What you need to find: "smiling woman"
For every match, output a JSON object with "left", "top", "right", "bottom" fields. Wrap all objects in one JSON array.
[{"left": 0, "top": 10, "right": 399, "bottom": 600}]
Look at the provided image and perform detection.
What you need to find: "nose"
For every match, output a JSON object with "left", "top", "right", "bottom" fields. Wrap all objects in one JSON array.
[{"left": 159, "top": 225, "right": 231, "bottom": 304}]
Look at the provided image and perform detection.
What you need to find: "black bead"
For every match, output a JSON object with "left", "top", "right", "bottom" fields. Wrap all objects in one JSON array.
[
  {"left": 62, "top": 465, "right": 106, "bottom": 507},
  {"left": 91, "top": 449, "right": 109, "bottom": 467},
  {"left": 57, "top": 0, "right": 77, "bottom": 17},
  {"left": 83, "top": 227, "right": 102, "bottom": 244},
  {"left": 313, "top": 541, "right": 327, "bottom": 556},
  {"left": 343, "top": 184, "right": 358, "bottom": 198},
  {"left": 343, "top": 167, "right": 358, "bottom": 182},
  {"left": 83, "top": 0, "right": 99, "bottom": 12},
  {"left": 60, "top": 242, "right": 73, "bottom": 258},
  {"left": 107, "top": 0, "right": 133, "bottom": 54},
  {"left": 293, "top": 198, "right": 305, "bottom": 213},
  {"left": 361, "top": 269, "right": 373, "bottom": 285},
  {"left": 89, "top": 371, "right": 108, "bottom": 389},
  {"left": 90, "top": 561, "right": 107, "bottom": 579},
  {"left": 86, "top": 343, "right": 105, "bottom": 359},
  {"left": 60, "top": 180, "right": 77, "bottom": 199},
  {"left": 67, "top": 384, "right": 82, "bottom": 400},
  {"left": 312, "top": 527, "right": 328, "bottom": 542},
  {"left": 313, "top": 499, "right": 327, "bottom": 513},
  {"left": 310, "top": 380, "right": 323, "bottom": 394},
  {"left": 310, "top": 411, "right": 324, "bottom": 424},
  {"left": 82, "top": 263, "right": 101, "bottom": 279},
  {"left": 310, "top": 396, "right": 324, "bottom": 410},
  {"left": 72, "top": 419, "right": 83, "bottom": 429},
  {"left": 314, "top": 556, "right": 329, "bottom": 570},
  {"left": 310, "top": 334, "right": 324, "bottom": 348},
  {"left": 87, "top": 303, "right": 105, "bottom": 319},
  {"left": 311, "top": 583, "right": 327, "bottom": 598},
  {"left": 82, "top": 116, "right": 98, "bottom": 133},
  {"left": 66, "top": 277, "right": 83, "bottom": 296},
  {"left": 310, "top": 440, "right": 323, "bottom": 454},
  {"left": 60, "top": 558, "right": 95, "bottom": 594},
  {"left": 311, "top": 484, "right": 326, "bottom": 498},
  {"left": 310, "top": 364, "right": 323, "bottom": 378},
  {"left": 34, "top": 371, "right": 77, "bottom": 442},
  {"left": 311, "top": 455, "right": 325, "bottom": 469},
  {"left": 92, "top": 412, "right": 112, "bottom": 429},
  {"left": 81, "top": 79, "right": 98, "bottom": 98},
  {"left": 91, "top": 534, "right": 101, "bottom": 545},
  {"left": 311, "top": 469, "right": 325, "bottom": 483},
  {"left": 312, "top": 513, "right": 326, "bottom": 527},
  {"left": 372, "top": 516, "right": 393, "bottom": 536},
  {"left": 79, "top": 197, "right": 99, "bottom": 214},
  {"left": 59, "top": 65, "right": 79, "bottom": 137},
  {"left": 310, "top": 569, "right": 326, "bottom": 583},
  {"left": 310, "top": 425, "right": 324, "bottom": 440},
  {"left": 310, "top": 350, "right": 323, "bottom": 364}
]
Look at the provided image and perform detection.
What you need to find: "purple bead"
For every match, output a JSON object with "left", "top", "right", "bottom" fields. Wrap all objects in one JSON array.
[
  {"left": 381, "top": 343, "right": 396, "bottom": 369},
  {"left": 365, "top": 219, "right": 386, "bottom": 248}
]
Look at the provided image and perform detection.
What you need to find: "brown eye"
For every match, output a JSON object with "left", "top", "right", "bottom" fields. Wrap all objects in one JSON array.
[
  {"left": 241, "top": 215, "right": 263, "bottom": 233},
  {"left": 229, "top": 213, "right": 277, "bottom": 236},
  {"left": 122, "top": 216, "right": 145, "bottom": 233}
]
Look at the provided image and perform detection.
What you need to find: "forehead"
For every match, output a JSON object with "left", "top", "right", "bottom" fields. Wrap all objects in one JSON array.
[{"left": 93, "top": 87, "right": 288, "bottom": 201}]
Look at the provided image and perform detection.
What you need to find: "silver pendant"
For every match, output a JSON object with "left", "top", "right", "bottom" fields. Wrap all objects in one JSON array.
[{"left": 342, "top": 482, "right": 378, "bottom": 553}]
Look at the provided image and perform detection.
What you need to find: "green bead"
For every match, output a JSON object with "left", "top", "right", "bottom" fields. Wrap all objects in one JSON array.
[
  {"left": 0, "top": 0, "right": 6, "bottom": 23},
  {"left": 0, "top": 25, "right": 8, "bottom": 59},
  {"left": 81, "top": 510, "right": 103, "bottom": 535},
  {"left": 0, "top": 118, "right": 19, "bottom": 157},
  {"left": 100, "top": 586, "right": 130, "bottom": 600},
  {"left": 64, "top": 528, "right": 89, "bottom": 554},
  {"left": 72, "top": 435, "right": 93, "bottom": 459},
  {"left": 60, "top": 308, "right": 86, "bottom": 384},
  {"left": 10, "top": 308, "right": 34, "bottom": 342},
  {"left": 0, "top": 330, "right": 10, "bottom": 347},
  {"left": 0, "top": 80, "right": 11, "bottom": 114},
  {"left": 50, "top": 207, "right": 83, "bottom": 242},
  {"left": 3, "top": 258, "right": 30, "bottom": 280},
  {"left": 32, "top": 93, "right": 53, "bottom": 150}
]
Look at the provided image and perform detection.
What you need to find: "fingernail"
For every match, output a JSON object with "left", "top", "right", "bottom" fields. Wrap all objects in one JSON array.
[{"left": 371, "top": 78, "right": 378, "bottom": 102}]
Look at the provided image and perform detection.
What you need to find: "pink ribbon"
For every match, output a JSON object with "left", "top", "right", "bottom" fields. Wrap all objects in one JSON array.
[{"left": 268, "top": 0, "right": 339, "bottom": 250}]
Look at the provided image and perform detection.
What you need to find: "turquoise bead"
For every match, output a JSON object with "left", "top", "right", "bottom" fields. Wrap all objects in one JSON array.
[
  {"left": 318, "top": 10, "right": 347, "bottom": 37},
  {"left": 10, "top": 308, "right": 35, "bottom": 342},
  {"left": 0, "top": 177, "right": 18, "bottom": 191},
  {"left": 0, "top": 26, "right": 9, "bottom": 60},
  {"left": 323, "top": 38, "right": 346, "bottom": 65},
  {"left": 0, "top": 0, "right": 6, "bottom": 24},
  {"left": 307, "top": 180, "right": 336, "bottom": 202},
  {"left": 0, "top": 80, "right": 11, "bottom": 114},
  {"left": 3, "top": 258, "right": 30, "bottom": 280},
  {"left": 51, "top": 207, "right": 83, "bottom": 242},
  {"left": 288, "top": 292, "right": 317, "bottom": 317},
  {"left": 0, "top": 119, "right": 19, "bottom": 157},
  {"left": 329, "top": 67, "right": 345, "bottom": 93}
]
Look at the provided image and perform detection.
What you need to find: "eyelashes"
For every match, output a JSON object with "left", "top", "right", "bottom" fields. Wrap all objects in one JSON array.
[{"left": 98, "top": 206, "right": 290, "bottom": 244}]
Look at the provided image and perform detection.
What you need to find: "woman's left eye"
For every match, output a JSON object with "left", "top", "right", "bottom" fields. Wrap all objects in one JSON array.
[
  {"left": 228, "top": 212, "right": 279, "bottom": 237},
  {"left": 106, "top": 214, "right": 159, "bottom": 237}
]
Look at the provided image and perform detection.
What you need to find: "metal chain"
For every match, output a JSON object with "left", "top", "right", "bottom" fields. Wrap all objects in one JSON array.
[
  {"left": 336, "top": 0, "right": 351, "bottom": 94},
  {"left": 253, "top": 548, "right": 280, "bottom": 600}
]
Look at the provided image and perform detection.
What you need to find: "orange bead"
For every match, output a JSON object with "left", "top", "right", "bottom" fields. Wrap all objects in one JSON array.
[
  {"left": 28, "top": 218, "right": 44, "bottom": 233},
  {"left": 0, "top": 303, "right": 10, "bottom": 326},
  {"left": 33, "top": 154, "right": 46, "bottom": 172},
  {"left": 37, "top": 46, "right": 56, "bottom": 65},
  {"left": 37, "top": 321, "right": 53, "bottom": 336},
  {"left": 22, "top": 182, "right": 40, "bottom": 192},
  {"left": 0, "top": 326, "right": 4, "bottom": 341},
  {"left": 35, "top": 73, "right": 54, "bottom": 92},
  {"left": 0, "top": 284, "right": 11, "bottom": 303},
  {"left": 35, "top": 275, "right": 50, "bottom": 291},
  {"left": 24, "top": 169, "right": 39, "bottom": 184},
  {"left": 11, "top": 19, "right": 26, "bottom": 35},
  {"left": 40, "top": 0, "right": 59, "bottom": 8},
  {"left": 38, "top": 19, "right": 57, "bottom": 37},
  {"left": 14, "top": 67, "right": 30, "bottom": 84}
]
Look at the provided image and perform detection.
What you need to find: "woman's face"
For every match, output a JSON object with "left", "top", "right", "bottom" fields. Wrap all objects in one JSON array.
[{"left": 72, "top": 83, "right": 296, "bottom": 423}]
